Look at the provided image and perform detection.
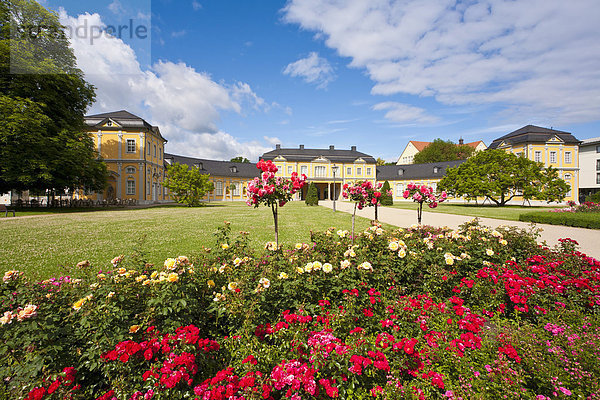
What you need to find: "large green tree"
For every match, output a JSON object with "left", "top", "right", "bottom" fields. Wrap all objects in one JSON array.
[
  {"left": 438, "top": 149, "right": 569, "bottom": 206},
  {"left": 230, "top": 156, "right": 250, "bottom": 163},
  {"left": 413, "top": 139, "right": 474, "bottom": 164},
  {"left": 0, "top": 0, "right": 106, "bottom": 195},
  {"left": 163, "top": 162, "right": 214, "bottom": 207}
]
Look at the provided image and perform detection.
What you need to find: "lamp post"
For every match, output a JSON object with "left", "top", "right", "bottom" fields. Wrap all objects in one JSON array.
[{"left": 332, "top": 165, "right": 339, "bottom": 212}]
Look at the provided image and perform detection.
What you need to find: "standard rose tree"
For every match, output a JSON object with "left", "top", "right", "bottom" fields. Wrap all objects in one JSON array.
[
  {"left": 342, "top": 180, "right": 384, "bottom": 240},
  {"left": 403, "top": 182, "right": 447, "bottom": 224},
  {"left": 246, "top": 159, "right": 307, "bottom": 246}
]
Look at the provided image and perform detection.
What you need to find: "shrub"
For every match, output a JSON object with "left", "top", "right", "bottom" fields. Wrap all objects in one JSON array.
[
  {"left": 585, "top": 192, "right": 600, "bottom": 203},
  {"left": 380, "top": 180, "right": 393, "bottom": 206},
  {"left": 519, "top": 211, "right": 600, "bottom": 229},
  {"left": 305, "top": 182, "right": 318, "bottom": 206}
]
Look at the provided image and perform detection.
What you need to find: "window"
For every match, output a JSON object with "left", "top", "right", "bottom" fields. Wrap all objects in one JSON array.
[
  {"left": 433, "top": 167, "right": 439, "bottom": 174},
  {"left": 125, "top": 166, "right": 136, "bottom": 174},
  {"left": 597, "top": 145, "right": 600, "bottom": 153},
  {"left": 147, "top": 141, "right": 150, "bottom": 155},
  {"left": 301, "top": 166, "right": 307, "bottom": 176},
  {"left": 396, "top": 184, "right": 404, "bottom": 197},
  {"left": 154, "top": 145, "right": 157, "bottom": 157},
  {"left": 106, "top": 121, "right": 113, "bottom": 127},
  {"left": 126, "top": 139, "right": 136, "bottom": 153},
  {"left": 315, "top": 166, "right": 327, "bottom": 177},
  {"left": 194, "top": 163, "right": 203, "bottom": 169},
  {"left": 146, "top": 179, "right": 150, "bottom": 195},
  {"left": 534, "top": 151, "right": 542, "bottom": 162},
  {"left": 564, "top": 151, "right": 571, "bottom": 164},
  {"left": 431, "top": 182, "right": 437, "bottom": 191},
  {"left": 347, "top": 167, "right": 352, "bottom": 175},
  {"left": 230, "top": 166, "right": 238, "bottom": 173},
  {"left": 232, "top": 182, "right": 240, "bottom": 196},
  {"left": 126, "top": 180, "right": 135, "bottom": 195},
  {"left": 356, "top": 167, "right": 362, "bottom": 176},
  {"left": 550, "top": 151, "right": 557, "bottom": 163},
  {"left": 597, "top": 173, "right": 600, "bottom": 185},
  {"left": 564, "top": 173, "right": 572, "bottom": 180},
  {"left": 597, "top": 159, "right": 600, "bottom": 171},
  {"left": 398, "top": 169, "right": 404, "bottom": 176},
  {"left": 159, "top": 148, "right": 162, "bottom": 160},
  {"left": 366, "top": 167, "right": 372, "bottom": 175},
  {"left": 215, "top": 181, "right": 223, "bottom": 196},
  {"left": 287, "top": 166, "right": 293, "bottom": 175}
]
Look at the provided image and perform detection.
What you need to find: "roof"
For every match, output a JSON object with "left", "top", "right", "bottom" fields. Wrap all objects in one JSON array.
[
  {"left": 84, "top": 110, "right": 167, "bottom": 142},
  {"left": 489, "top": 125, "right": 580, "bottom": 149},
  {"left": 580, "top": 137, "right": 600, "bottom": 146},
  {"left": 409, "top": 141, "right": 431, "bottom": 151},
  {"left": 164, "top": 153, "right": 260, "bottom": 178},
  {"left": 466, "top": 140, "right": 485, "bottom": 149},
  {"left": 376, "top": 160, "right": 466, "bottom": 181},
  {"left": 261, "top": 145, "right": 377, "bottom": 164}
]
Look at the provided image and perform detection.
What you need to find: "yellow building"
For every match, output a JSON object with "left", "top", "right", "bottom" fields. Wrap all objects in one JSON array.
[
  {"left": 163, "top": 154, "right": 259, "bottom": 201},
  {"left": 396, "top": 139, "right": 487, "bottom": 164},
  {"left": 377, "top": 160, "right": 464, "bottom": 201},
  {"left": 489, "top": 125, "right": 581, "bottom": 202},
  {"left": 84, "top": 110, "right": 168, "bottom": 204},
  {"left": 261, "top": 145, "right": 377, "bottom": 200}
]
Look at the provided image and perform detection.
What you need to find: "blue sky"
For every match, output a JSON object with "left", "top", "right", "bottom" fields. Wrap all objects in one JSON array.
[{"left": 44, "top": 0, "right": 600, "bottom": 162}]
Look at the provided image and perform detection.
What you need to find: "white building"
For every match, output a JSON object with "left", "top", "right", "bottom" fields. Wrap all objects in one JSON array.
[{"left": 579, "top": 137, "right": 600, "bottom": 200}]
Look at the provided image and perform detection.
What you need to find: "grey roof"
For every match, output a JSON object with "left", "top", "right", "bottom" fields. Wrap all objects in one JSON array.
[
  {"left": 376, "top": 160, "right": 466, "bottom": 181},
  {"left": 164, "top": 153, "right": 260, "bottom": 178},
  {"left": 85, "top": 110, "right": 167, "bottom": 142},
  {"left": 489, "top": 125, "right": 580, "bottom": 149},
  {"left": 261, "top": 146, "right": 377, "bottom": 164},
  {"left": 581, "top": 137, "right": 600, "bottom": 146}
]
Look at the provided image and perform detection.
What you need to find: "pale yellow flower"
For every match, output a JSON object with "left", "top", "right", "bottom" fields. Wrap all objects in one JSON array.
[
  {"left": 97, "top": 273, "right": 106, "bottom": 280},
  {"left": 142, "top": 280, "right": 152, "bottom": 286},
  {"left": 279, "top": 272, "right": 289, "bottom": 279},
  {"left": 323, "top": 263, "right": 333, "bottom": 273},
  {"left": 358, "top": 261, "right": 373, "bottom": 271},
  {"left": 340, "top": 259, "right": 351, "bottom": 269},
  {"left": 107, "top": 291, "right": 115, "bottom": 298},
  {"left": 312, "top": 261, "right": 322, "bottom": 271},
  {"left": 337, "top": 230, "right": 348, "bottom": 238},
  {"left": 265, "top": 242, "right": 278, "bottom": 251},
  {"left": 164, "top": 258, "right": 177, "bottom": 270},
  {"left": 388, "top": 241, "right": 399, "bottom": 251},
  {"left": 227, "top": 281, "right": 239, "bottom": 291},
  {"left": 207, "top": 280, "right": 215, "bottom": 288},
  {"left": 398, "top": 249, "right": 406, "bottom": 258},
  {"left": 259, "top": 277, "right": 271, "bottom": 289},
  {"left": 111, "top": 255, "right": 124, "bottom": 266},
  {"left": 221, "top": 243, "right": 229, "bottom": 250},
  {"left": 72, "top": 298, "right": 86, "bottom": 310},
  {"left": 150, "top": 271, "right": 158, "bottom": 279},
  {"left": 129, "top": 325, "right": 140, "bottom": 333},
  {"left": 486, "top": 249, "right": 494, "bottom": 256},
  {"left": 233, "top": 258, "right": 242, "bottom": 266},
  {"left": 500, "top": 239, "right": 508, "bottom": 246},
  {"left": 176, "top": 255, "right": 189, "bottom": 266},
  {"left": 136, "top": 275, "right": 147, "bottom": 282},
  {"left": 304, "top": 262, "right": 313, "bottom": 273},
  {"left": 445, "top": 257, "right": 454, "bottom": 266},
  {"left": 117, "top": 267, "right": 127, "bottom": 275},
  {"left": 296, "top": 267, "right": 304, "bottom": 274},
  {"left": 17, "top": 304, "right": 37, "bottom": 321},
  {"left": 0, "top": 311, "right": 13, "bottom": 325},
  {"left": 295, "top": 243, "right": 303, "bottom": 250},
  {"left": 213, "top": 292, "right": 226, "bottom": 302}
]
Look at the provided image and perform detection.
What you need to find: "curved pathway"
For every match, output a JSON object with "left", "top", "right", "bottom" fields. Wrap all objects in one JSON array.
[{"left": 320, "top": 201, "right": 600, "bottom": 260}]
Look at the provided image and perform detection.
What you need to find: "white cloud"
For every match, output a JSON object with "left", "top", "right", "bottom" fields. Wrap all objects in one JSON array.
[
  {"left": 372, "top": 102, "right": 438, "bottom": 124},
  {"left": 263, "top": 136, "right": 282, "bottom": 146},
  {"left": 283, "top": 52, "right": 335, "bottom": 88},
  {"left": 171, "top": 30, "right": 186, "bottom": 38},
  {"left": 59, "top": 9, "right": 272, "bottom": 161},
  {"left": 107, "top": 0, "right": 124, "bottom": 14},
  {"left": 192, "top": 1, "right": 202, "bottom": 11},
  {"left": 283, "top": 0, "right": 600, "bottom": 124}
]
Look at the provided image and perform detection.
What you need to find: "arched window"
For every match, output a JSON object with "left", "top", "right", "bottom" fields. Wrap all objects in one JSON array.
[{"left": 125, "top": 166, "right": 136, "bottom": 174}]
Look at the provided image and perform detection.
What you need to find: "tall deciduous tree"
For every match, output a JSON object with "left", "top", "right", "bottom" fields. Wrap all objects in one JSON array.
[
  {"left": 413, "top": 139, "right": 474, "bottom": 164},
  {"left": 230, "top": 156, "right": 250, "bottom": 163},
  {"left": 163, "top": 163, "right": 214, "bottom": 207},
  {"left": 439, "top": 150, "right": 569, "bottom": 206},
  {"left": 0, "top": 0, "right": 106, "bottom": 195}
]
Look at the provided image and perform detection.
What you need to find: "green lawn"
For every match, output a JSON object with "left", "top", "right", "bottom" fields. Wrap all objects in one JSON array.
[
  {"left": 388, "top": 201, "right": 563, "bottom": 221},
  {"left": 0, "top": 202, "right": 390, "bottom": 280}
]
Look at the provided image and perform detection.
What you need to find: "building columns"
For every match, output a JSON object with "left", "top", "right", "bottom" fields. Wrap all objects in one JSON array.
[
  {"left": 138, "top": 162, "right": 144, "bottom": 202},
  {"left": 117, "top": 131, "right": 123, "bottom": 159},
  {"left": 116, "top": 163, "right": 122, "bottom": 199},
  {"left": 97, "top": 130, "right": 102, "bottom": 154}
]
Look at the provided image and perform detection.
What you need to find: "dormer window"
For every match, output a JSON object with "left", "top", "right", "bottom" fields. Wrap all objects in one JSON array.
[
  {"left": 194, "top": 163, "right": 203, "bottom": 170},
  {"left": 230, "top": 166, "right": 238, "bottom": 173},
  {"left": 106, "top": 120, "right": 114, "bottom": 127},
  {"left": 398, "top": 169, "right": 404, "bottom": 176},
  {"left": 433, "top": 167, "right": 440, "bottom": 174}
]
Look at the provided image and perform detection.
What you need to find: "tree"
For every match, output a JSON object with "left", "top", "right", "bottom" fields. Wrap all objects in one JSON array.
[
  {"left": 342, "top": 181, "right": 383, "bottom": 241},
  {"left": 402, "top": 183, "right": 447, "bottom": 224},
  {"left": 230, "top": 156, "right": 250, "bottom": 163},
  {"left": 439, "top": 150, "right": 569, "bottom": 206},
  {"left": 0, "top": 0, "right": 104, "bottom": 196},
  {"left": 380, "top": 181, "right": 393, "bottom": 206},
  {"left": 305, "top": 182, "right": 318, "bottom": 206},
  {"left": 163, "top": 163, "right": 214, "bottom": 207},
  {"left": 246, "top": 160, "right": 306, "bottom": 246},
  {"left": 413, "top": 139, "right": 474, "bottom": 164}
]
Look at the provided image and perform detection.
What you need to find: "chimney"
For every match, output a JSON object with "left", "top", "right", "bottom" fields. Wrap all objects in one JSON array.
[
  {"left": 351, "top": 145, "right": 356, "bottom": 151},
  {"left": 329, "top": 145, "right": 335, "bottom": 150},
  {"left": 299, "top": 144, "right": 304, "bottom": 150},
  {"left": 275, "top": 144, "right": 281, "bottom": 150},
  {"left": 459, "top": 138, "right": 464, "bottom": 145}
]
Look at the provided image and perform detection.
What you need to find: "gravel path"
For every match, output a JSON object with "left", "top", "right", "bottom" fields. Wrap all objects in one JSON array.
[{"left": 320, "top": 201, "right": 600, "bottom": 260}]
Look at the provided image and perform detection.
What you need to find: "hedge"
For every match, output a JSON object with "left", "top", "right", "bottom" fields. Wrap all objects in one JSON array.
[{"left": 519, "top": 211, "right": 600, "bottom": 229}]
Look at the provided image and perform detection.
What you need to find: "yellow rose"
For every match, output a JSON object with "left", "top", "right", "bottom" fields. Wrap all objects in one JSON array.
[
  {"left": 486, "top": 249, "right": 494, "bottom": 256},
  {"left": 388, "top": 241, "right": 399, "bottom": 251},
  {"left": 445, "top": 257, "right": 454, "bottom": 266},
  {"left": 304, "top": 262, "right": 313, "bottom": 273},
  {"left": 167, "top": 273, "right": 179, "bottom": 282},
  {"left": 150, "top": 271, "right": 158, "bottom": 279},
  {"left": 312, "top": 261, "right": 322, "bottom": 271},
  {"left": 164, "top": 258, "right": 177, "bottom": 270},
  {"left": 72, "top": 298, "right": 86, "bottom": 310},
  {"left": 227, "top": 282, "right": 238, "bottom": 291},
  {"left": 279, "top": 272, "right": 289, "bottom": 279},
  {"left": 398, "top": 249, "right": 406, "bottom": 258},
  {"left": 207, "top": 280, "right": 215, "bottom": 288},
  {"left": 296, "top": 267, "right": 304, "bottom": 274},
  {"left": 323, "top": 263, "right": 333, "bottom": 273},
  {"left": 129, "top": 325, "right": 140, "bottom": 333},
  {"left": 221, "top": 243, "right": 229, "bottom": 250},
  {"left": 340, "top": 259, "right": 351, "bottom": 269},
  {"left": 117, "top": 267, "right": 127, "bottom": 275}
]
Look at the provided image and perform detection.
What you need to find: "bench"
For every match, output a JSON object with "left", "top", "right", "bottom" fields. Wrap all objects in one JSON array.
[{"left": 0, "top": 204, "right": 15, "bottom": 217}]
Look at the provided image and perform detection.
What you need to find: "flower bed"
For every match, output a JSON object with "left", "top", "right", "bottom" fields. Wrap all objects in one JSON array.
[{"left": 1, "top": 221, "right": 600, "bottom": 399}]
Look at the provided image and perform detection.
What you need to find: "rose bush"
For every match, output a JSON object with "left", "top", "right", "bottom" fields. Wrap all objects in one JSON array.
[{"left": 1, "top": 220, "right": 600, "bottom": 399}]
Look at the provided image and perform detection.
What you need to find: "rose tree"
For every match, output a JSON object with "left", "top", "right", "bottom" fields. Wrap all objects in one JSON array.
[
  {"left": 246, "top": 159, "right": 307, "bottom": 245},
  {"left": 342, "top": 180, "right": 383, "bottom": 239},
  {"left": 403, "top": 182, "right": 447, "bottom": 224}
]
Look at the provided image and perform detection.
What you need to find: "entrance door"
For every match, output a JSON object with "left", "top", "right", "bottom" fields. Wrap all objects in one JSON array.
[{"left": 152, "top": 183, "right": 157, "bottom": 201}]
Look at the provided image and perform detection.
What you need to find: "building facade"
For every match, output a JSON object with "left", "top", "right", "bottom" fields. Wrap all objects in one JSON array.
[
  {"left": 260, "top": 145, "right": 377, "bottom": 200},
  {"left": 396, "top": 140, "right": 486, "bottom": 165},
  {"left": 84, "top": 110, "right": 168, "bottom": 204},
  {"left": 578, "top": 137, "right": 600, "bottom": 199},
  {"left": 164, "top": 154, "right": 259, "bottom": 201},
  {"left": 488, "top": 125, "right": 580, "bottom": 202}
]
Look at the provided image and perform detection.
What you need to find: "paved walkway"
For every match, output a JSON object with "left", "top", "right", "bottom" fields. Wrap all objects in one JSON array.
[{"left": 320, "top": 201, "right": 600, "bottom": 260}]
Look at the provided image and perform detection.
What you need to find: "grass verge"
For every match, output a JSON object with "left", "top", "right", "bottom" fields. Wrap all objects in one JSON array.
[
  {"left": 0, "top": 202, "right": 390, "bottom": 279},
  {"left": 519, "top": 211, "right": 600, "bottom": 229}
]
